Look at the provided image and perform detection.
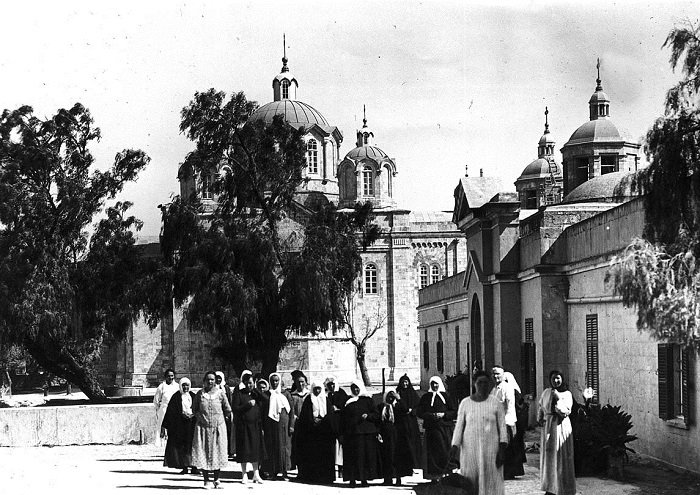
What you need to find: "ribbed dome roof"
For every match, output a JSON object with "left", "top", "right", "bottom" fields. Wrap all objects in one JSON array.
[
  {"left": 566, "top": 118, "right": 625, "bottom": 145},
  {"left": 345, "top": 145, "right": 389, "bottom": 161},
  {"left": 589, "top": 89, "right": 610, "bottom": 103},
  {"left": 249, "top": 100, "right": 329, "bottom": 126},
  {"left": 538, "top": 132, "right": 555, "bottom": 146},
  {"left": 562, "top": 171, "right": 638, "bottom": 204},
  {"left": 518, "top": 158, "right": 560, "bottom": 180}
]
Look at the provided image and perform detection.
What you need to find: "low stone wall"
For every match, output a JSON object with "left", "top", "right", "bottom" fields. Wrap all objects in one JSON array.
[{"left": 0, "top": 403, "right": 157, "bottom": 447}]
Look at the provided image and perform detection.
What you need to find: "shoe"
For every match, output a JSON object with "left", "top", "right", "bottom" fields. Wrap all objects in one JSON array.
[
  {"left": 192, "top": 468, "right": 200, "bottom": 475},
  {"left": 203, "top": 482, "right": 212, "bottom": 490},
  {"left": 360, "top": 481, "right": 369, "bottom": 487},
  {"left": 252, "top": 477, "right": 264, "bottom": 484},
  {"left": 180, "top": 468, "right": 189, "bottom": 475},
  {"left": 213, "top": 480, "right": 222, "bottom": 489},
  {"left": 241, "top": 476, "right": 249, "bottom": 485}
]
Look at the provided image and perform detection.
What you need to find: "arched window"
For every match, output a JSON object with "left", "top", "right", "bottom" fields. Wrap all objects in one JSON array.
[
  {"left": 362, "top": 165, "right": 374, "bottom": 196},
  {"left": 281, "top": 79, "right": 290, "bottom": 99},
  {"left": 431, "top": 265, "right": 440, "bottom": 284},
  {"left": 201, "top": 172, "right": 213, "bottom": 200},
  {"left": 364, "top": 263, "right": 377, "bottom": 294},
  {"left": 307, "top": 139, "right": 318, "bottom": 174},
  {"left": 419, "top": 264, "right": 428, "bottom": 289}
]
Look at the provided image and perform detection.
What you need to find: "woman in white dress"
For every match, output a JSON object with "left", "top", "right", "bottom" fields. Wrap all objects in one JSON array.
[
  {"left": 538, "top": 370, "right": 576, "bottom": 495},
  {"left": 153, "top": 368, "right": 179, "bottom": 447},
  {"left": 451, "top": 370, "right": 507, "bottom": 495}
]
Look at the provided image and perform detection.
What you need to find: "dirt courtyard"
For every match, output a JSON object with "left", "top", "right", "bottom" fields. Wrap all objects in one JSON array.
[{"left": 2, "top": 442, "right": 699, "bottom": 495}]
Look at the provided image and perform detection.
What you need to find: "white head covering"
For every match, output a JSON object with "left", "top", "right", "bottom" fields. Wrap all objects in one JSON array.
[
  {"left": 179, "top": 377, "right": 193, "bottom": 416},
  {"left": 309, "top": 378, "right": 328, "bottom": 418},
  {"left": 382, "top": 391, "right": 396, "bottom": 423},
  {"left": 323, "top": 375, "right": 337, "bottom": 392},
  {"left": 215, "top": 371, "right": 225, "bottom": 390},
  {"left": 428, "top": 376, "right": 447, "bottom": 407},
  {"left": 267, "top": 372, "right": 291, "bottom": 422},
  {"left": 239, "top": 369, "right": 253, "bottom": 391},
  {"left": 503, "top": 371, "right": 521, "bottom": 394},
  {"left": 345, "top": 378, "right": 371, "bottom": 405},
  {"left": 256, "top": 378, "right": 270, "bottom": 392}
]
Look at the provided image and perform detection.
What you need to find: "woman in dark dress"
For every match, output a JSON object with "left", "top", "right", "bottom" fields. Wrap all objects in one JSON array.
[
  {"left": 341, "top": 379, "right": 381, "bottom": 487},
  {"left": 296, "top": 378, "right": 336, "bottom": 484},
  {"left": 232, "top": 370, "right": 265, "bottom": 484},
  {"left": 161, "top": 377, "right": 197, "bottom": 474},
  {"left": 377, "top": 390, "right": 411, "bottom": 486},
  {"left": 215, "top": 371, "right": 235, "bottom": 459},
  {"left": 262, "top": 373, "right": 291, "bottom": 480},
  {"left": 417, "top": 375, "right": 457, "bottom": 481},
  {"left": 395, "top": 374, "right": 421, "bottom": 477},
  {"left": 324, "top": 376, "right": 348, "bottom": 478}
]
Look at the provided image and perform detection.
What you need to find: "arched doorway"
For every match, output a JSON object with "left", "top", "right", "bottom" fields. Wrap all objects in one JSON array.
[{"left": 470, "top": 295, "right": 483, "bottom": 374}]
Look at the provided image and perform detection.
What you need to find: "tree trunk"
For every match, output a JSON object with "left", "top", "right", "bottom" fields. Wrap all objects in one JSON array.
[
  {"left": 24, "top": 340, "right": 109, "bottom": 403},
  {"left": 1, "top": 368, "right": 11, "bottom": 398},
  {"left": 260, "top": 340, "right": 283, "bottom": 379},
  {"left": 356, "top": 347, "right": 371, "bottom": 386}
]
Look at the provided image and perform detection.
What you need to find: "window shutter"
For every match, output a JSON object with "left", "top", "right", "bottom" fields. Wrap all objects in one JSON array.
[
  {"left": 658, "top": 343, "right": 673, "bottom": 420},
  {"left": 586, "top": 314, "right": 599, "bottom": 402},
  {"left": 528, "top": 342, "right": 536, "bottom": 396},
  {"left": 682, "top": 347, "right": 691, "bottom": 425},
  {"left": 423, "top": 340, "right": 430, "bottom": 370},
  {"left": 437, "top": 341, "right": 444, "bottom": 373},
  {"left": 520, "top": 342, "right": 536, "bottom": 397}
]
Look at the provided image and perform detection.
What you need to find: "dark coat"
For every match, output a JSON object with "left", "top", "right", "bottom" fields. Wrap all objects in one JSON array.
[
  {"left": 232, "top": 387, "right": 265, "bottom": 463},
  {"left": 295, "top": 394, "right": 336, "bottom": 484},
  {"left": 341, "top": 396, "right": 381, "bottom": 483},
  {"left": 162, "top": 391, "right": 196, "bottom": 468},
  {"left": 417, "top": 391, "right": 457, "bottom": 478},
  {"left": 395, "top": 380, "right": 422, "bottom": 470}
]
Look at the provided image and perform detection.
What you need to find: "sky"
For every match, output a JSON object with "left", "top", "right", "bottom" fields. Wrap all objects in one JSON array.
[{"left": 1, "top": 0, "right": 697, "bottom": 237}]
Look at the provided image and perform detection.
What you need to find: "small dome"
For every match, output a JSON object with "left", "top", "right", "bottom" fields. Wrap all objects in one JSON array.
[
  {"left": 562, "top": 171, "right": 638, "bottom": 204},
  {"left": 344, "top": 145, "right": 389, "bottom": 161},
  {"left": 566, "top": 119, "right": 624, "bottom": 145},
  {"left": 274, "top": 72, "right": 297, "bottom": 83},
  {"left": 518, "top": 158, "right": 560, "bottom": 180},
  {"left": 249, "top": 100, "right": 329, "bottom": 126},
  {"left": 589, "top": 89, "right": 610, "bottom": 103},
  {"left": 538, "top": 132, "right": 555, "bottom": 146}
]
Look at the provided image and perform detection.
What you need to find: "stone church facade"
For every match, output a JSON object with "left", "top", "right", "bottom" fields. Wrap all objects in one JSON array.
[
  {"left": 418, "top": 70, "right": 699, "bottom": 473},
  {"left": 98, "top": 52, "right": 466, "bottom": 387}
]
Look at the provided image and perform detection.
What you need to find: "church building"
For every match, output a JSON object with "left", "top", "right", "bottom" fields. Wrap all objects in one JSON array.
[{"left": 418, "top": 67, "right": 699, "bottom": 474}]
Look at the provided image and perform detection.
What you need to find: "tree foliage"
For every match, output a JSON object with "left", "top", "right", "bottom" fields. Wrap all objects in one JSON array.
[
  {"left": 161, "top": 89, "right": 378, "bottom": 375},
  {"left": 0, "top": 104, "right": 151, "bottom": 401},
  {"left": 608, "top": 19, "right": 700, "bottom": 352}
]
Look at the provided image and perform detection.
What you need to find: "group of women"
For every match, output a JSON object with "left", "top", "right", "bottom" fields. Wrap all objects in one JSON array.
[
  {"left": 161, "top": 368, "right": 576, "bottom": 494},
  {"left": 159, "top": 370, "right": 424, "bottom": 489}
]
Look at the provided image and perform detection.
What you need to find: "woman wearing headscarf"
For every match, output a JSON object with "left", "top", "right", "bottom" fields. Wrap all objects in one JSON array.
[
  {"left": 295, "top": 378, "right": 336, "bottom": 484},
  {"left": 214, "top": 371, "right": 234, "bottom": 459},
  {"left": 504, "top": 371, "right": 528, "bottom": 476},
  {"left": 191, "top": 371, "right": 232, "bottom": 489},
  {"left": 324, "top": 376, "right": 348, "bottom": 478},
  {"left": 288, "top": 369, "right": 309, "bottom": 471},
  {"left": 232, "top": 370, "right": 265, "bottom": 484},
  {"left": 538, "top": 370, "right": 576, "bottom": 495},
  {"left": 394, "top": 374, "right": 421, "bottom": 477},
  {"left": 340, "top": 379, "right": 381, "bottom": 487},
  {"left": 417, "top": 375, "right": 457, "bottom": 481},
  {"left": 376, "top": 390, "right": 411, "bottom": 486},
  {"left": 161, "top": 377, "right": 198, "bottom": 474},
  {"left": 262, "top": 372, "right": 291, "bottom": 480},
  {"left": 450, "top": 370, "right": 507, "bottom": 495}
]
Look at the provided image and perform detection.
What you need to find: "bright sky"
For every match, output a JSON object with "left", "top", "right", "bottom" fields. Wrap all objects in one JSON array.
[{"left": 1, "top": 1, "right": 696, "bottom": 237}]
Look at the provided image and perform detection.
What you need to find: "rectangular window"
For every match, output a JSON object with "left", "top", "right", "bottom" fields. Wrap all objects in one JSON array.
[
  {"left": 455, "top": 326, "right": 461, "bottom": 372},
  {"left": 419, "top": 265, "right": 428, "bottom": 289},
  {"left": 436, "top": 327, "right": 444, "bottom": 373},
  {"left": 586, "top": 314, "right": 599, "bottom": 403},
  {"left": 658, "top": 343, "right": 691, "bottom": 424},
  {"left": 601, "top": 155, "right": 617, "bottom": 175},
  {"left": 525, "top": 190, "right": 538, "bottom": 209},
  {"left": 521, "top": 318, "right": 536, "bottom": 397},
  {"left": 575, "top": 157, "right": 589, "bottom": 185},
  {"left": 423, "top": 329, "right": 430, "bottom": 370}
]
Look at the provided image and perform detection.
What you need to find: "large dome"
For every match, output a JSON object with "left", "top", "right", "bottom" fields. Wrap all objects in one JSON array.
[
  {"left": 344, "top": 145, "right": 389, "bottom": 161},
  {"left": 249, "top": 100, "right": 329, "bottom": 126},
  {"left": 562, "top": 171, "right": 638, "bottom": 204},
  {"left": 565, "top": 118, "right": 626, "bottom": 145}
]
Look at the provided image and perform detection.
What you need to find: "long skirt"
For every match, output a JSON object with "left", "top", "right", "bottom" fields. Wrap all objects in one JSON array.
[
  {"left": 236, "top": 419, "right": 264, "bottom": 463},
  {"left": 540, "top": 415, "right": 576, "bottom": 495},
  {"left": 191, "top": 423, "right": 229, "bottom": 470},
  {"left": 424, "top": 424, "right": 454, "bottom": 479},
  {"left": 504, "top": 425, "right": 525, "bottom": 478},
  {"left": 297, "top": 427, "right": 336, "bottom": 484},
  {"left": 343, "top": 433, "right": 382, "bottom": 483},
  {"left": 263, "top": 411, "right": 289, "bottom": 477},
  {"left": 163, "top": 417, "right": 195, "bottom": 468}
]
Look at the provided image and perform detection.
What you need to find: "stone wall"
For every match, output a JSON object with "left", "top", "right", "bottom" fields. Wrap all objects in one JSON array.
[{"left": 0, "top": 403, "right": 157, "bottom": 447}]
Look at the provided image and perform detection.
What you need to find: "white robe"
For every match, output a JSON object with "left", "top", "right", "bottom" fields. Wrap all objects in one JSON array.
[
  {"left": 538, "top": 388, "right": 576, "bottom": 495},
  {"left": 153, "top": 381, "right": 179, "bottom": 445},
  {"left": 451, "top": 395, "right": 507, "bottom": 495}
]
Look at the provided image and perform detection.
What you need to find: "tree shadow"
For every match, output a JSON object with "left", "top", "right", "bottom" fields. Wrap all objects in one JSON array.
[
  {"left": 116, "top": 485, "right": 201, "bottom": 490},
  {"left": 111, "top": 470, "right": 173, "bottom": 475}
]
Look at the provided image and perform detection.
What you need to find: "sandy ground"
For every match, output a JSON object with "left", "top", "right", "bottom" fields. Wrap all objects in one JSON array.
[{"left": 2, "top": 442, "right": 700, "bottom": 495}]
